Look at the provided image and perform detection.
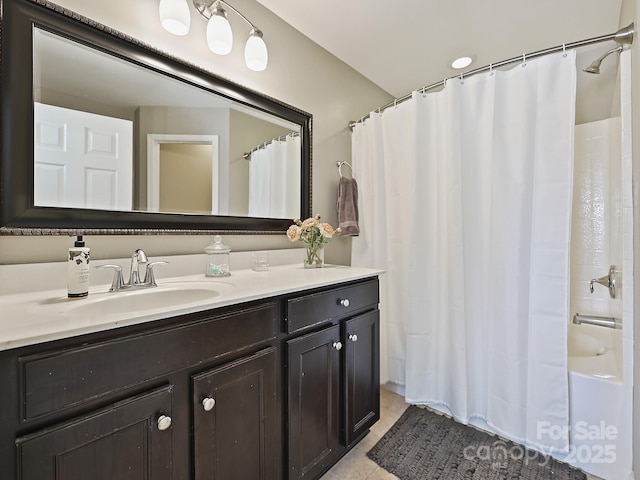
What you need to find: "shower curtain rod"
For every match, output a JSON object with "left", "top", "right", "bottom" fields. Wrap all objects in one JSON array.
[
  {"left": 348, "top": 22, "right": 634, "bottom": 130},
  {"left": 243, "top": 131, "right": 300, "bottom": 160}
]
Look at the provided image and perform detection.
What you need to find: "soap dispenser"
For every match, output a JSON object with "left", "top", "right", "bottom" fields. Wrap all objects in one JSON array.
[
  {"left": 205, "top": 235, "right": 231, "bottom": 277},
  {"left": 68, "top": 235, "right": 90, "bottom": 298}
]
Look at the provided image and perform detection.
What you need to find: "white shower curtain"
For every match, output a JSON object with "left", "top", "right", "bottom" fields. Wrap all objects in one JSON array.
[
  {"left": 352, "top": 51, "right": 576, "bottom": 453},
  {"left": 248, "top": 134, "right": 301, "bottom": 218}
]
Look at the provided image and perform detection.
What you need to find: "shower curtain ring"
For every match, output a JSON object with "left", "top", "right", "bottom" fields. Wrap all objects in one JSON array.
[
  {"left": 522, "top": 53, "right": 527, "bottom": 67},
  {"left": 562, "top": 43, "right": 567, "bottom": 57},
  {"left": 460, "top": 73, "right": 464, "bottom": 84},
  {"left": 489, "top": 63, "right": 494, "bottom": 76}
]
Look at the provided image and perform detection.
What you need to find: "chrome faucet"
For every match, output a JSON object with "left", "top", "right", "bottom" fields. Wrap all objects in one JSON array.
[
  {"left": 96, "top": 249, "right": 168, "bottom": 292},
  {"left": 130, "top": 249, "right": 149, "bottom": 286}
]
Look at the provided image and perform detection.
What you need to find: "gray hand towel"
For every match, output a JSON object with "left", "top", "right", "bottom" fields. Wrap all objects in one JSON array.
[{"left": 337, "top": 176, "right": 359, "bottom": 236}]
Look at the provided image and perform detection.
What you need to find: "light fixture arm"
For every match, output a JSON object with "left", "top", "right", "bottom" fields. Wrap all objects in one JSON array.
[{"left": 193, "top": 0, "right": 259, "bottom": 30}]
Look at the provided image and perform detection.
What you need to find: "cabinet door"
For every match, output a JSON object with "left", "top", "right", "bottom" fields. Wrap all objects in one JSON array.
[
  {"left": 193, "top": 347, "right": 279, "bottom": 480},
  {"left": 287, "top": 325, "right": 341, "bottom": 480},
  {"left": 16, "top": 386, "right": 173, "bottom": 480},
  {"left": 344, "top": 310, "right": 380, "bottom": 445}
]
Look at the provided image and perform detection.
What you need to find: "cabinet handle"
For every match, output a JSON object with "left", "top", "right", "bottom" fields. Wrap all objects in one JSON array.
[
  {"left": 202, "top": 397, "right": 216, "bottom": 412},
  {"left": 333, "top": 341, "right": 343, "bottom": 351},
  {"left": 339, "top": 298, "right": 350, "bottom": 307},
  {"left": 349, "top": 334, "right": 358, "bottom": 342},
  {"left": 157, "top": 415, "right": 172, "bottom": 431}
]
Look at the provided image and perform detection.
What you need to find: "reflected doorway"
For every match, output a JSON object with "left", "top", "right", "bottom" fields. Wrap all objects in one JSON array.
[{"left": 147, "top": 134, "right": 220, "bottom": 214}]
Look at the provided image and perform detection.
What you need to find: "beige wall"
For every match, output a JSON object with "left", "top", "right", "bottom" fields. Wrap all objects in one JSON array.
[
  {"left": 135, "top": 106, "right": 230, "bottom": 210},
  {"left": 0, "top": 0, "right": 392, "bottom": 265},
  {"left": 159, "top": 144, "right": 213, "bottom": 214}
]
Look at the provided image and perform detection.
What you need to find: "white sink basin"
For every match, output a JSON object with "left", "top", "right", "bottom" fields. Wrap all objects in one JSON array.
[{"left": 67, "top": 282, "right": 232, "bottom": 316}]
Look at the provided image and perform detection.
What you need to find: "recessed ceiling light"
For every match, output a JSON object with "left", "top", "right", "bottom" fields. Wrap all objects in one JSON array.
[{"left": 451, "top": 56, "right": 473, "bottom": 69}]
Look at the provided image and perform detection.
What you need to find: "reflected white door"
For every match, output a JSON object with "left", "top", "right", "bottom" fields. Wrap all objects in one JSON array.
[{"left": 34, "top": 103, "right": 133, "bottom": 210}]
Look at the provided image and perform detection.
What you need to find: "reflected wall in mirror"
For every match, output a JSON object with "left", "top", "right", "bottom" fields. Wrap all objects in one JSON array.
[{"left": 1, "top": 0, "right": 311, "bottom": 233}]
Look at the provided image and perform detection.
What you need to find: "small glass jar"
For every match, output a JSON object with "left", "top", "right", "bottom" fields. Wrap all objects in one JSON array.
[{"left": 205, "top": 235, "right": 231, "bottom": 277}]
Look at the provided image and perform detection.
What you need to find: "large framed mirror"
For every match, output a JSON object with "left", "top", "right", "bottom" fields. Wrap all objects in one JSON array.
[{"left": 0, "top": 0, "right": 312, "bottom": 234}]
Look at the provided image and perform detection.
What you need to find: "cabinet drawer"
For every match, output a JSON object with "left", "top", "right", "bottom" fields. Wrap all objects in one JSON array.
[
  {"left": 286, "top": 278, "right": 379, "bottom": 334},
  {"left": 20, "top": 302, "right": 277, "bottom": 421}
]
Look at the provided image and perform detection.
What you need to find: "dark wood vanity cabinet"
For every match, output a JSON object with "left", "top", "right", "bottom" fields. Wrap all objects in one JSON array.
[
  {"left": 17, "top": 385, "right": 174, "bottom": 480},
  {"left": 0, "top": 276, "right": 379, "bottom": 480},
  {"left": 286, "top": 278, "right": 380, "bottom": 480},
  {"left": 344, "top": 310, "right": 380, "bottom": 445},
  {"left": 287, "top": 325, "right": 342, "bottom": 479},
  {"left": 192, "top": 347, "right": 280, "bottom": 480}
]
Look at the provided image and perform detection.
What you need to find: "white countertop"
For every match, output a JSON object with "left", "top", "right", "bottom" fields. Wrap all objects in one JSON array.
[{"left": 0, "top": 264, "right": 382, "bottom": 351}]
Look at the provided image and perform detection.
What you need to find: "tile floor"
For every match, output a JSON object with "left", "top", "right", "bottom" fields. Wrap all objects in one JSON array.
[
  {"left": 322, "top": 387, "right": 603, "bottom": 480},
  {"left": 322, "top": 387, "right": 408, "bottom": 480}
]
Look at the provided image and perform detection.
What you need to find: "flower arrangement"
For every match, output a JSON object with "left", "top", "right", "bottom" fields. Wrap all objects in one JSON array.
[{"left": 287, "top": 214, "right": 339, "bottom": 267}]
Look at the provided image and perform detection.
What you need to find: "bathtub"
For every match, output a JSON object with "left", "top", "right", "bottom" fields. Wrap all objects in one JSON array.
[
  {"left": 568, "top": 328, "right": 620, "bottom": 380},
  {"left": 562, "top": 326, "right": 632, "bottom": 480}
]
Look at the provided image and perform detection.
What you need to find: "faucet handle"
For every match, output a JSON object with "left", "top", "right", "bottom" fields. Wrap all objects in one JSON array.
[
  {"left": 96, "top": 264, "right": 124, "bottom": 292},
  {"left": 144, "top": 261, "right": 168, "bottom": 286},
  {"left": 589, "top": 265, "right": 618, "bottom": 298}
]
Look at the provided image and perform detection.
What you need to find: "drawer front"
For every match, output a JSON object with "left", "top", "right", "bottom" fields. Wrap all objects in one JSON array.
[
  {"left": 20, "top": 302, "right": 277, "bottom": 421},
  {"left": 286, "top": 277, "right": 379, "bottom": 334}
]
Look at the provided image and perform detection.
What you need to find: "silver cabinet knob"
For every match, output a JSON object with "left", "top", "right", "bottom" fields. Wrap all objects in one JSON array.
[
  {"left": 349, "top": 334, "right": 358, "bottom": 342},
  {"left": 339, "top": 298, "right": 350, "bottom": 307},
  {"left": 333, "top": 341, "right": 343, "bottom": 351},
  {"left": 157, "top": 415, "right": 172, "bottom": 431},
  {"left": 202, "top": 397, "right": 216, "bottom": 412}
]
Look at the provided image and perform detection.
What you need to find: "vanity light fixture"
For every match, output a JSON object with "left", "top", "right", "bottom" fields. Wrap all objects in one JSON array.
[
  {"left": 451, "top": 56, "right": 473, "bottom": 69},
  {"left": 159, "top": 0, "right": 268, "bottom": 71},
  {"left": 159, "top": 0, "right": 191, "bottom": 35}
]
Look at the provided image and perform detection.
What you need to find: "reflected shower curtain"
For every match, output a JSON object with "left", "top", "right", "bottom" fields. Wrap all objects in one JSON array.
[
  {"left": 248, "top": 134, "right": 301, "bottom": 218},
  {"left": 352, "top": 51, "right": 576, "bottom": 452}
]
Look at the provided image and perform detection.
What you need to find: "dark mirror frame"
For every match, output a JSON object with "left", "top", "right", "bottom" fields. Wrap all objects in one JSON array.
[{"left": 0, "top": 0, "right": 312, "bottom": 235}]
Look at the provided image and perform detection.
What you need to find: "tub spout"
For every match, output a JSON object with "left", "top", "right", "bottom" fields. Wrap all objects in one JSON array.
[{"left": 573, "top": 313, "right": 622, "bottom": 330}]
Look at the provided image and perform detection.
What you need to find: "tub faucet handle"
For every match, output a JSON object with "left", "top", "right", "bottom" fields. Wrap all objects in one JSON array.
[{"left": 589, "top": 265, "right": 617, "bottom": 298}]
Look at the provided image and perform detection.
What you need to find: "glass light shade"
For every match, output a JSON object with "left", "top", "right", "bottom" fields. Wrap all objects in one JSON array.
[
  {"left": 159, "top": 0, "right": 191, "bottom": 36},
  {"left": 244, "top": 31, "right": 268, "bottom": 71},
  {"left": 206, "top": 13, "right": 233, "bottom": 55}
]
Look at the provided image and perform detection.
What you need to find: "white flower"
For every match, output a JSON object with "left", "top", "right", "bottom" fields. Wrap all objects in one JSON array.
[
  {"left": 319, "top": 222, "right": 335, "bottom": 238},
  {"left": 301, "top": 217, "right": 318, "bottom": 231},
  {"left": 286, "top": 224, "right": 301, "bottom": 242}
]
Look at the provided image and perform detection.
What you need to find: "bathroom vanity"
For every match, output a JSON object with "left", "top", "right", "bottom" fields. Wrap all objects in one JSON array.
[
  {"left": 0, "top": 1, "right": 381, "bottom": 477},
  {"left": 0, "top": 266, "right": 380, "bottom": 480}
]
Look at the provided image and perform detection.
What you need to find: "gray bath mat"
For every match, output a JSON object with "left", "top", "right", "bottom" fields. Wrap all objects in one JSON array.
[{"left": 367, "top": 405, "right": 586, "bottom": 480}]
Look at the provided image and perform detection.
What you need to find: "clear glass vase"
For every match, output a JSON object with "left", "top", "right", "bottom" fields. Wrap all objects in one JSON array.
[{"left": 304, "top": 244, "right": 324, "bottom": 268}]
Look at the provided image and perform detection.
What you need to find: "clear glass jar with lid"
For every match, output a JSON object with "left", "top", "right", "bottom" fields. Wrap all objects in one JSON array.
[{"left": 205, "top": 235, "right": 231, "bottom": 277}]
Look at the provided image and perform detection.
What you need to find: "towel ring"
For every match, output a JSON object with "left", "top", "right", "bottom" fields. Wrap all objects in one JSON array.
[{"left": 337, "top": 161, "right": 352, "bottom": 178}]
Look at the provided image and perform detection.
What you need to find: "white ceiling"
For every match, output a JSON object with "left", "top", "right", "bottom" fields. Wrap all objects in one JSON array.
[{"left": 256, "top": 0, "right": 625, "bottom": 99}]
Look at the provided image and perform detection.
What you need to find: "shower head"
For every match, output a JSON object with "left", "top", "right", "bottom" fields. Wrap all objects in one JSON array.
[{"left": 583, "top": 45, "right": 623, "bottom": 74}]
